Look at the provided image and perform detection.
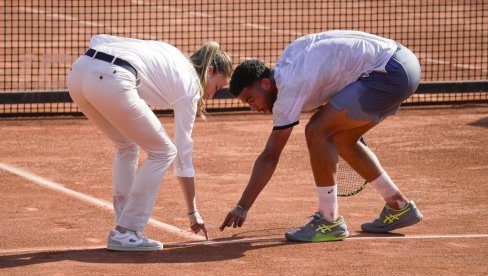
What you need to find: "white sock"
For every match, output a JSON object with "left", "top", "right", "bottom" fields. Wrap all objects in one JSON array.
[
  {"left": 369, "top": 171, "right": 405, "bottom": 208},
  {"left": 316, "top": 185, "right": 338, "bottom": 221}
]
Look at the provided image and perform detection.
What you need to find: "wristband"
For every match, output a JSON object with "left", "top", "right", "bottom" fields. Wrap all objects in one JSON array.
[
  {"left": 236, "top": 205, "right": 247, "bottom": 211},
  {"left": 233, "top": 205, "right": 248, "bottom": 218}
]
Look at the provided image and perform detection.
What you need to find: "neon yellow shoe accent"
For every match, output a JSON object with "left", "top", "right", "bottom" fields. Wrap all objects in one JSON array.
[
  {"left": 285, "top": 213, "right": 349, "bottom": 242},
  {"left": 383, "top": 207, "right": 411, "bottom": 224},
  {"left": 361, "top": 201, "right": 423, "bottom": 233},
  {"left": 316, "top": 220, "right": 344, "bottom": 233}
]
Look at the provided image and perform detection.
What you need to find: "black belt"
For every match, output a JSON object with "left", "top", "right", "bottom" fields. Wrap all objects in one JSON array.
[{"left": 84, "top": 48, "right": 137, "bottom": 78}]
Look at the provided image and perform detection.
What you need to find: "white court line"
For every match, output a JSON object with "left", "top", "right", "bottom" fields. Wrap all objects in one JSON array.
[
  {"left": 167, "top": 233, "right": 488, "bottom": 247},
  {"left": 2, "top": 233, "right": 488, "bottom": 255},
  {"left": 17, "top": 7, "right": 104, "bottom": 28},
  {"left": 16, "top": 6, "right": 142, "bottom": 40},
  {"left": 349, "top": 233, "right": 488, "bottom": 240},
  {"left": 19, "top": 2, "right": 301, "bottom": 41},
  {"left": 0, "top": 246, "right": 106, "bottom": 255},
  {"left": 0, "top": 162, "right": 204, "bottom": 241},
  {"left": 423, "top": 57, "right": 488, "bottom": 73},
  {"left": 131, "top": 0, "right": 302, "bottom": 37}
]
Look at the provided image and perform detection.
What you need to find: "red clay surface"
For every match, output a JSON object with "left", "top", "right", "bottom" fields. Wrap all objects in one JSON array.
[{"left": 1, "top": 104, "right": 488, "bottom": 275}]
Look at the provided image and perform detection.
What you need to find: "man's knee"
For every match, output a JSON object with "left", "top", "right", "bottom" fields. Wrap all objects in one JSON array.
[
  {"left": 333, "top": 134, "right": 363, "bottom": 159},
  {"left": 305, "top": 118, "right": 333, "bottom": 144}
]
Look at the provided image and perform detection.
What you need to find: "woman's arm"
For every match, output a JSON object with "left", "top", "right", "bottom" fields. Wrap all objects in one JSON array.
[{"left": 177, "top": 176, "right": 208, "bottom": 240}]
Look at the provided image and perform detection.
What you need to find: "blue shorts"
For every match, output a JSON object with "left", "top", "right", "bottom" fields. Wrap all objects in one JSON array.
[{"left": 329, "top": 43, "right": 421, "bottom": 123}]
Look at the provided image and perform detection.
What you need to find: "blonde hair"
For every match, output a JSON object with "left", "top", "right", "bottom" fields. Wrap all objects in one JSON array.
[{"left": 189, "top": 41, "right": 232, "bottom": 118}]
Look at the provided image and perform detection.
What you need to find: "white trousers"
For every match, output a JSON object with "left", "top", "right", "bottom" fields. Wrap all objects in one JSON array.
[{"left": 67, "top": 56, "right": 177, "bottom": 232}]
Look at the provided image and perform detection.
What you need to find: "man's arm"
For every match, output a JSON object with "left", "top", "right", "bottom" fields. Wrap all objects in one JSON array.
[{"left": 220, "top": 126, "right": 294, "bottom": 230}]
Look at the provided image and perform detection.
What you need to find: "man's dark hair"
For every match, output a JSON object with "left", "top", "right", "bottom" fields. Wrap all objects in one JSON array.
[{"left": 229, "top": 59, "right": 271, "bottom": 96}]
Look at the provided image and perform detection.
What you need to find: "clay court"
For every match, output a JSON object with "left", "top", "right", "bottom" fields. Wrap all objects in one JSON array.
[
  {"left": 1, "top": 104, "right": 488, "bottom": 274},
  {"left": 1, "top": 0, "right": 488, "bottom": 275}
]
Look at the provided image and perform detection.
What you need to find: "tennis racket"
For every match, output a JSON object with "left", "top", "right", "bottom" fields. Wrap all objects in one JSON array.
[{"left": 337, "top": 137, "right": 368, "bottom": 197}]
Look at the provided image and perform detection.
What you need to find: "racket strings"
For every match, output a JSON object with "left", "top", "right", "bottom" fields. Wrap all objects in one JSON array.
[{"left": 336, "top": 157, "right": 367, "bottom": 196}]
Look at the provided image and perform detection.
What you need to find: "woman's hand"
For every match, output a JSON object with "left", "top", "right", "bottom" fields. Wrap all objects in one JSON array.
[{"left": 188, "top": 210, "right": 208, "bottom": 240}]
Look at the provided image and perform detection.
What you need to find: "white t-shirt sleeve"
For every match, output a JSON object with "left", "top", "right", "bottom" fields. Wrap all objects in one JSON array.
[
  {"left": 272, "top": 59, "right": 308, "bottom": 129},
  {"left": 172, "top": 94, "right": 198, "bottom": 177},
  {"left": 272, "top": 84, "right": 305, "bottom": 129}
]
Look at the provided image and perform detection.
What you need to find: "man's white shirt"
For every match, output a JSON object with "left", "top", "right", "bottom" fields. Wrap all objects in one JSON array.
[{"left": 273, "top": 30, "right": 398, "bottom": 128}]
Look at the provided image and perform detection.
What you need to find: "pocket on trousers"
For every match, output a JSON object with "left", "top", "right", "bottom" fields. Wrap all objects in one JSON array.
[{"left": 93, "top": 71, "right": 137, "bottom": 91}]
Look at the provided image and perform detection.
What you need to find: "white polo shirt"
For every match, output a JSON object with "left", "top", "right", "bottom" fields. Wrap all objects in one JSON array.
[
  {"left": 272, "top": 30, "right": 398, "bottom": 129},
  {"left": 89, "top": 34, "right": 200, "bottom": 177}
]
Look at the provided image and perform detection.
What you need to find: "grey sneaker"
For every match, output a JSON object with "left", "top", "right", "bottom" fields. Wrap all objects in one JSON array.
[
  {"left": 285, "top": 213, "right": 349, "bottom": 242},
  {"left": 107, "top": 229, "right": 163, "bottom": 251},
  {"left": 361, "top": 201, "right": 423, "bottom": 233}
]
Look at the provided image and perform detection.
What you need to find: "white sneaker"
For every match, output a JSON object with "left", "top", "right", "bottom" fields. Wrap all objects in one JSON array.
[{"left": 107, "top": 229, "right": 163, "bottom": 251}]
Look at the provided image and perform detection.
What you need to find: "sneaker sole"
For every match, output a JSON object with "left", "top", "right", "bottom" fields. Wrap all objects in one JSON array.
[
  {"left": 285, "top": 230, "right": 349, "bottom": 242},
  {"left": 361, "top": 215, "right": 423, "bottom": 233},
  {"left": 107, "top": 243, "right": 163, "bottom": 252}
]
